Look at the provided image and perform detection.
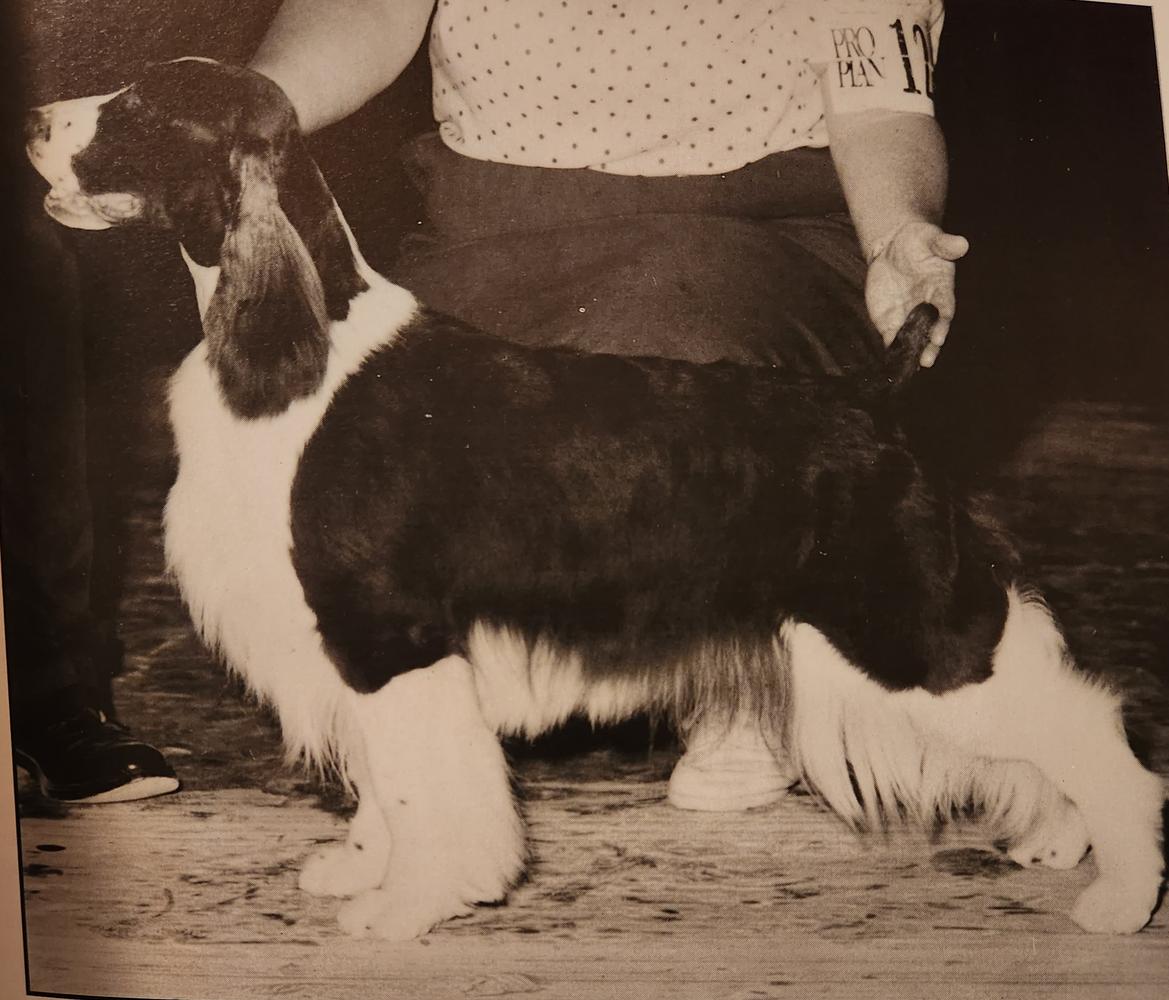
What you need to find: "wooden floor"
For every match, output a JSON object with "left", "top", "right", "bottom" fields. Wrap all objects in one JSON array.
[
  {"left": 14, "top": 400, "right": 1169, "bottom": 1000},
  {"left": 19, "top": 784, "right": 1169, "bottom": 1000}
]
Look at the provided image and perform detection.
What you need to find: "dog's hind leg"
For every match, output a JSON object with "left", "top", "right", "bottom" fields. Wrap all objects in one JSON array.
[
  {"left": 784, "top": 590, "right": 1164, "bottom": 933},
  {"left": 299, "top": 738, "right": 392, "bottom": 898},
  {"left": 901, "top": 591, "right": 1164, "bottom": 933},
  {"left": 335, "top": 656, "right": 526, "bottom": 940}
]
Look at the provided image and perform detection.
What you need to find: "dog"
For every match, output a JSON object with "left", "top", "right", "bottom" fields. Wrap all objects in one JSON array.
[{"left": 25, "top": 59, "right": 1164, "bottom": 939}]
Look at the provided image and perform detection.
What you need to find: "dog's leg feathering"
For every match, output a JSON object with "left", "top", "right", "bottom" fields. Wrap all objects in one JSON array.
[
  {"left": 782, "top": 591, "right": 1163, "bottom": 933},
  {"left": 901, "top": 591, "right": 1164, "bottom": 933},
  {"left": 336, "top": 657, "right": 526, "bottom": 940}
]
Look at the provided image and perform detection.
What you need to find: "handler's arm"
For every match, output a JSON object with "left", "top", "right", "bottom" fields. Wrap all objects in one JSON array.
[
  {"left": 250, "top": 0, "right": 436, "bottom": 134},
  {"left": 826, "top": 108, "right": 969, "bottom": 367}
]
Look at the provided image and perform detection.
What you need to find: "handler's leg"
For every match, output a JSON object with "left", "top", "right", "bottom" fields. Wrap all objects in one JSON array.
[{"left": 3, "top": 211, "right": 178, "bottom": 803}]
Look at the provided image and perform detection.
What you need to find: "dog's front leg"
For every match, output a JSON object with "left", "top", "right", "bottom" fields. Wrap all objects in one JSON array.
[{"left": 336, "top": 656, "right": 526, "bottom": 940}]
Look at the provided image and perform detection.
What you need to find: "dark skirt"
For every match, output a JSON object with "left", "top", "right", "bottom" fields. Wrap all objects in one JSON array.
[{"left": 392, "top": 132, "right": 883, "bottom": 375}]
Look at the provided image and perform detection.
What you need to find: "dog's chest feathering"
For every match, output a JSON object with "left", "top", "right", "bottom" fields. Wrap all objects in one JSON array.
[{"left": 163, "top": 272, "right": 417, "bottom": 765}]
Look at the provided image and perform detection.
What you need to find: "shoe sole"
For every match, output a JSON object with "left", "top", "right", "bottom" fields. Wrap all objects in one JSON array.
[{"left": 68, "top": 776, "right": 181, "bottom": 804}]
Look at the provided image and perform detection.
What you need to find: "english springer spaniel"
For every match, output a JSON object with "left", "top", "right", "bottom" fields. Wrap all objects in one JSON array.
[{"left": 25, "top": 59, "right": 1164, "bottom": 939}]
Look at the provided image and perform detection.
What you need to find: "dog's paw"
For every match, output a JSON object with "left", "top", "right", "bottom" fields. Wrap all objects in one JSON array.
[
  {"left": 299, "top": 841, "right": 388, "bottom": 898},
  {"left": 333, "top": 821, "right": 523, "bottom": 939},
  {"left": 1007, "top": 796, "right": 1090, "bottom": 870},
  {"left": 337, "top": 874, "right": 480, "bottom": 941},
  {"left": 331, "top": 805, "right": 524, "bottom": 939},
  {"left": 1070, "top": 876, "right": 1158, "bottom": 934}
]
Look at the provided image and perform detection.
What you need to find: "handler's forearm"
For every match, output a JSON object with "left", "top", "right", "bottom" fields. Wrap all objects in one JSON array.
[
  {"left": 825, "top": 109, "right": 949, "bottom": 262},
  {"left": 250, "top": 0, "right": 435, "bottom": 133}
]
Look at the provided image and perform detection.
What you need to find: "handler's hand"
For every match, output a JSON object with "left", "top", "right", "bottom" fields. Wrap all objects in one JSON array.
[{"left": 865, "top": 221, "right": 969, "bottom": 367}]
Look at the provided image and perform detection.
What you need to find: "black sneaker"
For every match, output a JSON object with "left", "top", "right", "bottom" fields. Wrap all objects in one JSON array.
[{"left": 14, "top": 707, "right": 180, "bottom": 804}]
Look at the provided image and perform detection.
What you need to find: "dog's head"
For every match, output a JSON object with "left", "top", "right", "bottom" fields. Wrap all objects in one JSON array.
[{"left": 26, "top": 58, "right": 367, "bottom": 417}]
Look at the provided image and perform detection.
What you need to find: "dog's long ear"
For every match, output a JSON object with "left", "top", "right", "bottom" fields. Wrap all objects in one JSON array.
[{"left": 202, "top": 148, "right": 330, "bottom": 418}]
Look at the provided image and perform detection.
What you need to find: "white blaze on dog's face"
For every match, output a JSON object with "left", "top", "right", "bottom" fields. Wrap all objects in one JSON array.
[{"left": 26, "top": 88, "right": 140, "bottom": 230}]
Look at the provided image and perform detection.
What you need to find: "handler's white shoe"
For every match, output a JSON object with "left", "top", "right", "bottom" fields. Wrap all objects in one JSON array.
[{"left": 667, "top": 716, "right": 797, "bottom": 811}]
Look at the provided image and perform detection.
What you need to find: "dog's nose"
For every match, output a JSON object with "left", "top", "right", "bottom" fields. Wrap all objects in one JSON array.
[{"left": 25, "top": 108, "right": 52, "bottom": 146}]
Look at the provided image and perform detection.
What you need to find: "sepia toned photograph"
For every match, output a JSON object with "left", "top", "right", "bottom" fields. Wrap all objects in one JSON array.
[{"left": 2, "top": 1, "right": 1168, "bottom": 998}]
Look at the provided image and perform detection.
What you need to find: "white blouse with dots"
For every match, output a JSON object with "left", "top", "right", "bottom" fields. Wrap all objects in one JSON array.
[{"left": 431, "top": 0, "right": 944, "bottom": 176}]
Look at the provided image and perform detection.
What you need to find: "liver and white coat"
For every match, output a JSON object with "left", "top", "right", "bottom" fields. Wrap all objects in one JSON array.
[{"left": 25, "top": 59, "right": 1164, "bottom": 939}]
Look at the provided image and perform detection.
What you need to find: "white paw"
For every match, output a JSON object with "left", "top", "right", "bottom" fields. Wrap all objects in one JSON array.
[
  {"left": 331, "top": 810, "right": 525, "bottom": 939},
  {"left": 1070, "top": 877, "right": 1159, "bottom": 934},
  {"left": 337, "top": 874, "right": 478, "bottom": 941},
  {"left": 299, "top": 841, "right": 388, "bottom": 898},
  {"left": 1007, "top": 797, "right": 1090, "bottom": 870},
  {"left": 333, "top": 819, "right": 524, "bottom": 939}
]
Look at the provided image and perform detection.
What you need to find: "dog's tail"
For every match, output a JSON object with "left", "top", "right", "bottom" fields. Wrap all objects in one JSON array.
[{"left": 865, "top": 302, "right": 940, "bottom": 396}]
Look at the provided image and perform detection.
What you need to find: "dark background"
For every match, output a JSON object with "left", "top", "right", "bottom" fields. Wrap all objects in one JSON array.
[{"left": 932, "top": 0, "right": 1169, "bottom": 461}]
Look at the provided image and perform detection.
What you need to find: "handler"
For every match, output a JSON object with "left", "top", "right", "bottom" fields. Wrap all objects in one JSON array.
[{"left": 250, "top": 0, "right": 968, "bottom": 811}]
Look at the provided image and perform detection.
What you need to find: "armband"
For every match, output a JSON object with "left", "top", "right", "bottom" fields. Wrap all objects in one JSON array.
[{"left": 815, "top": 2, "right": 943, "bottom": 116}]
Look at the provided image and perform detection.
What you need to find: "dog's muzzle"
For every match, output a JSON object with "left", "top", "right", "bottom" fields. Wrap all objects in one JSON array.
[{"left": 25, "top": 89, "right": 141, "bottom": 231}]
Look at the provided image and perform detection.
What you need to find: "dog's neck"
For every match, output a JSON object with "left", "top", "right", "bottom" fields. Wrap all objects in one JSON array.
[
  {"left": 326, "top": 200, "right": 384, "bottom": 303},
  {"left": 316, "top": 202, "right": 419, "bottom": 340}
]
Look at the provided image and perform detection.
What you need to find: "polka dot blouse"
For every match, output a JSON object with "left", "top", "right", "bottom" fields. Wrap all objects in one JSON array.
[{"left": 431, "top": 0, "right": 944, "bottom": 176}]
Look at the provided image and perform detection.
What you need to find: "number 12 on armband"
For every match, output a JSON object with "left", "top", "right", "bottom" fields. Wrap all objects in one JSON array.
[{"left": 891, "top": 18, "right": 935, "bottom": 97}]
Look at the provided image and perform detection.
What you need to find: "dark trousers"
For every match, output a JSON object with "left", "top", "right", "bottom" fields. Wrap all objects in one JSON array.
[
  {"left": 1, "top": 208, "right": 116, "bottom": 721},
  {"left": 2, "top": 188, "right": 197, "bottom": 732},
  {"left": 394, "top": 134, "right": 881, "bottom": 373}
]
